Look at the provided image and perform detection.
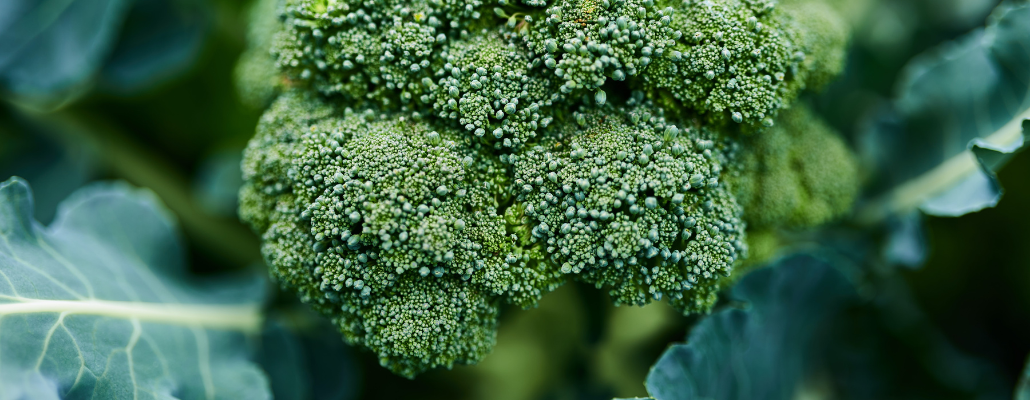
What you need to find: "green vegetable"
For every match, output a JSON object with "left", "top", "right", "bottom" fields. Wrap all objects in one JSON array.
[
  {"left": 644, "top": 0, "right": 848, "bottom": 126},
  {"left": 728, "top": 104, "right": 860, "bottom": 229},
  {"left": 0, "top": 177, "right": 270, "bottom": 399},
  {"left": 240, "top": 92, "right": 563, "bottom": 377},
  {"left": 508, "top": 101, "right": 746, "bottom": 314},
  {"left": 236, "top": 0, "right": 857, "bottom": 377}
]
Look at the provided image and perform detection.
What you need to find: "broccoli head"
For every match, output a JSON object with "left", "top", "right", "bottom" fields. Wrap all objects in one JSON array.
[{"left": 237, "top": 0, "right": 858, "bottom": 378}]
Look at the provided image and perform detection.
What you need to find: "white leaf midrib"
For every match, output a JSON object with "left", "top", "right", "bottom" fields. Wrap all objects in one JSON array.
[{"left": 0, "top": 298, "right": 261, "bottom": 332}]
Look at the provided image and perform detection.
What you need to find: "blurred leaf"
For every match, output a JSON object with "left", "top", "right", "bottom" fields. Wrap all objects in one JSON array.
[
  {"left": 0, "top": 0, "right": 210, "bottom": 108},
  {"left": 826, "top": 275, "right": 1010, "bottom": 400},
  {"left": 883, "top": 211, "right": 928, "bottom": 268},
  {"left": 1019, "top": 358, "right": 1030, "bottom": 400},
  {"left": 16, "top": 108, "right": 261, "bottom": 267},
  {"left": 100, "top": 0, "right": 210, "bottom": 94},
  {"left": 0, "top": 0, "right": 130, "bottom": 107},
  {"left": 0, "top": 177, "right": 270, "bottom": 399},
  {"left": 193, "top": 149, "right": 243, "bottom": 218},
  {"left": 644, "top": 254, "right": 854, "bottom": 400},
  {"left": 259, "top": 314, "right": 360, "bottom": 400},
  {"left": 858, "top": 1, "right": 1030, "bottom": 222},
  {"left": 0, "top": 116, "right": 98, "bottom": 224}
]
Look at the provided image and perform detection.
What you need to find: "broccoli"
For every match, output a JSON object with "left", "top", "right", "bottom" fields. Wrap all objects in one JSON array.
[
  {"left": 642, "top": 0, "right": 848, "bottom": 126},
  {"left": 508, "top": 99, "right": 746, "bottom": 314},
  {"left": 237, "top": 0, "right": 857, "bottom": 377},
  {"left": 240, "top": 91, "right": 563, "bottom": 376},
  {"left": 727, "top": 104, "right": 860, "bottom": 229},
  {"left": 234, "top": 0, "right": 286, "bottom": 108}
]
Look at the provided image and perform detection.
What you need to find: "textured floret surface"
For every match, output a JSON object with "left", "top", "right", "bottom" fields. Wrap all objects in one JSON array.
[
  {"left": 236, "top": 0, "right": 857, "bottom": 378},
  {"left": 509, "top": 102, "right": 747, "bottom": 314}
]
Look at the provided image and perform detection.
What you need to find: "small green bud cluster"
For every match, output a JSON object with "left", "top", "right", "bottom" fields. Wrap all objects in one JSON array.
[
  {"left": 263, "top": 0, "right": 846, "bottom": 141},
  {"left": 509, "top": 99, "right": 747, "bottom": 314}
]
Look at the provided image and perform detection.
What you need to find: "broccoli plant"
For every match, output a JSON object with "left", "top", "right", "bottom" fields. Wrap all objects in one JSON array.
[
  {"left": 2, "top": 0, "right": 1030, "bottom": 396},
  {"left": 235, "top": 0, "right": 859, "bottom": 377}
]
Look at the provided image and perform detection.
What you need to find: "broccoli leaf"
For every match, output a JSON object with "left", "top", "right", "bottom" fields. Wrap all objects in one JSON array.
[
  {"left": 0, "top": 0, "right": 130, "bottom": 106},
  {"left": 859, "top": 1, "right": 1030, "bottom": 221},
  {"left": 1019, "top": 359, "right": 1030, "bottom": 400},
  {"left": 0, "top": 0, "right": 209, "bottom": 107},
  {"left": 644, "top": 254, "right": 853, "bottom": 400},
  {"left": 192, "top": 149, "right": 243, "bottom": 218},
  {"left": 99, "top": 0, "right": 209, "bottom": 94},
  {"left": 258, "top": 318, "right": 360, "bottom": 400},
  {"left": 0, "top": 177, "right": 270, "bottom": 399}
]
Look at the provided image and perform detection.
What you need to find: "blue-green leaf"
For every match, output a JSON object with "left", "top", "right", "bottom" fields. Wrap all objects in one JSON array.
[
  {"left": 644, "top": 255, "right": 853, "bottom": 400},
  {"left": 1019, "top": 358, "right": 1030, "bottom": 400},
  {"left": 258, "top": 317, "right": 360, "bottom": 400},
  {"left": 0, "top": 177, "right": 270, "bottom": 399},
  {"left": 99, "top": 0, "right": 209, "bottom": 94},
  {"left": 884, "top": 212, "right": 928, "bottom": 268},
  {"left": 0, "top": 0, "right": 131, "bottom": 106},
  {"left": 858, "top": 1, "right": 1030, "bottom": 222},
  {"left": 0, "top": 0, "right": 210, "bottom": 106},
  {"left": 193, "top": 150, "right": 243, "bottom": 218}
]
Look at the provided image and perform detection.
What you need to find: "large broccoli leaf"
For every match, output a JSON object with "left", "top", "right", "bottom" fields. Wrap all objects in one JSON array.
[
  {"left": 859, "top": 0, "right": 1030, "bottom": 221},
  {"left": 0, "top": 0, "right": 209, "bottom": 108},
  {"left": 0, "top": 177, "right": 270, "bottom": 399},
  {"left": 0, "top": 0, "right": 129, "bottom": 106},
  {"left": 644, "top": 254, "right": 853, "bottom": 400}
]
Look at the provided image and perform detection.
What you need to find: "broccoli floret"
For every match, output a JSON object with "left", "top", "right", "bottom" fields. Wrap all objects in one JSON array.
[
  {"left": 643, "top": 0, "right": 847, "bottom": 126},
  {"left": 240, "top": 91, "right": 344, "bottom": 233},
  {"left": 234, "top": 0, "right": 286, "bottom": 108},
  {"left": 727, "top": 104, "right": 860, "bottom": 229},
  {"left": 508, "top": 100, "right": 746, "bottom": 314},
  {"left": 272, "top": 0, "right": 564, "bottom": 148},
  {"left": 521, "top": 0, "right": 680, "bottom": 97},
  {"left": 423, "top": 32, "right": 564, "bottom": 148},
  {"left": 240, "top": 91, "right": 562, "bottom": 377}
]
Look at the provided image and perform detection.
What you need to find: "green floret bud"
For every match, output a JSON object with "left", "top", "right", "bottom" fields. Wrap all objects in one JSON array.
[
  {"left": 234, "top": 0, "right": 287, "bottom": 108},
  {"left": 426, "top": 33, "right": 563, "bottom": 149},
  {"left": 522, "top": 0, "right": 681, "bottom": 94},
  {"left": 339, "top": 276, "right": 499, "bottom": 378},
  {"left": 271, "top": 0, "right": 485, "bottom": 104},
  {"left": 270, "top": 0, "right": 566, "bottom": 148},
  {"left": 642, "top": 0, "right": 848, "bottom": 126},
  {"left": 726, "top": 104, "right": 860, "bottom": 229},
  {"left": 509, "top": 100, "right": 747, "bottom": 315},
  {"left": 240, "top": 91, "right": 347, "bottom": 233},
  {"left": 240, "top": 91, "right": 562, "bottom": 377}
]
